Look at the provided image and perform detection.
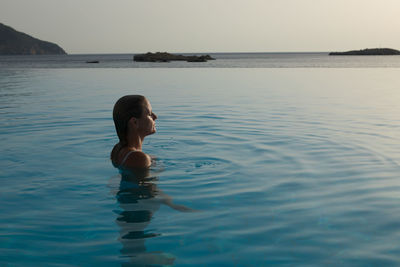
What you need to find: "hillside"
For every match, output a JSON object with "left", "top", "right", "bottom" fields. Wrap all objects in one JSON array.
[{"left": 0, "top": 23, "right": 66, "bottom": 55}]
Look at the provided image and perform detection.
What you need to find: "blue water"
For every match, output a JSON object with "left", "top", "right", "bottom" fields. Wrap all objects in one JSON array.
[{"left": 1, "top": 58, "right": 400, "bottom": 266}]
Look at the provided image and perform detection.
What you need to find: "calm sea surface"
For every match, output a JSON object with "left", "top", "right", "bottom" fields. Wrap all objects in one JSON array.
[
  {"left": 1, "top": 54, "right": 400, "bottom": 266},
  {"left": 2, "top": 52, "right": 400, "bottom": 68}
]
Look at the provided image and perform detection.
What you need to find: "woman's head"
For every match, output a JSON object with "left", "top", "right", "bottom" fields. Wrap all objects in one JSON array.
[{"left": 113, "top": 95, "right": 157, "bottom": 145}]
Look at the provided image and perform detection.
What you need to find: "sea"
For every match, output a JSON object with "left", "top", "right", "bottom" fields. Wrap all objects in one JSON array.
[
  {"left": 0, "top": 53, "right": 400, "bottom": 266},
  {"left": 2, "top": 52, "right": 400, "bottom": 68}
]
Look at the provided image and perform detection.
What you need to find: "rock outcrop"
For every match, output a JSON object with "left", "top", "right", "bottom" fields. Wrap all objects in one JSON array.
[
  {"left": 0, "top": 23, "right": 67, "bottom": 55},
  {"left": 329, "top": 48, "right": 400, "bottom": 56},
  {"left": 133, "top": 52, "right": 215, "bottom": 62}
]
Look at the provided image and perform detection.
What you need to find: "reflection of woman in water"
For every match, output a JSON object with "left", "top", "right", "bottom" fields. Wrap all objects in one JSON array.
[
  {"left": 115, "top": 169, "right": 176, "bottom": 266},
  {"left": 111, "top": 95, "right": 193, "bottom": 266}
]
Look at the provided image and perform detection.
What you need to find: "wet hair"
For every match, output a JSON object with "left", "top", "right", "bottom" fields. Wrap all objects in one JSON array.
[{"left": 111, "top": 95, "right": 146, "bottom": 166}]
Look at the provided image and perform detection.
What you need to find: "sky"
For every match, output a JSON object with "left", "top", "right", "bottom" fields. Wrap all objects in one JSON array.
[{"left": 1, "top": 0, "right": 400, "bottom": 54}]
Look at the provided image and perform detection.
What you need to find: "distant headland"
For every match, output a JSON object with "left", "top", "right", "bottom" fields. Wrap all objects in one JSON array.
[
  {"left": 0, "top": 23, "right": 67, "bottom": 55},
  {"left": 133, "top": 52, "right": 215, "bottom": 62},
  {"left": 329, "top": 48, "right": 400, "bottom": 56}
]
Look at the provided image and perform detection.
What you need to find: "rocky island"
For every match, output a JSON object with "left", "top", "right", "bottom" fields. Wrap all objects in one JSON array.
[
  {"left": 133, "top": 52, "right": 215, "bottom": 62},
  {"left": 329, "top": 48, "right": 400, "bottom": 56},
  {"left": 0, "top": 23, "right": 66, "bottom": 55}
]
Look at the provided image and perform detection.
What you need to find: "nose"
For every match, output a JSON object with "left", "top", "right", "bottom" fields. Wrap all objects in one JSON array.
[{"left": 152, "top": 113, "right": 157, "bottom": 120}]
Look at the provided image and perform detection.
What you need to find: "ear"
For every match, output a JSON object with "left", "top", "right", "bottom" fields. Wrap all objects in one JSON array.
[{"left": 128, "top": 117, "right": 138, "bottom": 129}]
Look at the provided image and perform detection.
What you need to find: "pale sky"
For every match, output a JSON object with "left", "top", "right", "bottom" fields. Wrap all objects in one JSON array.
[{"left": 1, "top": 0, "right": 400, "bottom": 54}]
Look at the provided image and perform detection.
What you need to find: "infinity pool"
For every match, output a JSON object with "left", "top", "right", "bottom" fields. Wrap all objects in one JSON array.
[{"left": 1, "top": 68, "right": 400, "bottom": 266}]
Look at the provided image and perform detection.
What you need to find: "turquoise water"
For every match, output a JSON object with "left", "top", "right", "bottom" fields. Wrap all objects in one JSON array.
[{"left": 1, "top": 67, "right": 400, "bottom": 266}]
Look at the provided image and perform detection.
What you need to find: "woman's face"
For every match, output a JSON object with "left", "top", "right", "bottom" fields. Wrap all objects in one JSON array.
[{"left": 137, "top": 99, "right": 157, "bottom": 136}]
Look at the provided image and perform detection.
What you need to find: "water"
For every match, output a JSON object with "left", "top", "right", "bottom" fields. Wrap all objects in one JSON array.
[
  {"left": 0, "top": 55, "right": 400, "bottom": 266},
  {"left": 2, "top": 52, "right": 400, "bottom": 68}
]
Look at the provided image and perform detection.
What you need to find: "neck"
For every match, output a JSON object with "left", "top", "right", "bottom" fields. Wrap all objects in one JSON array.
[{"left": 126, "top": 134, "right": 144, "bottom": 151}]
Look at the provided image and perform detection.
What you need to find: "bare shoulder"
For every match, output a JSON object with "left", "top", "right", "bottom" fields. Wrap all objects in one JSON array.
[{"left": 123, "top": 150, "right": 152, "bottom": 168}]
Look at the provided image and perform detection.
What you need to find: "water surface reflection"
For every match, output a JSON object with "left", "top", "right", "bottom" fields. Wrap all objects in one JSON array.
[{"left": 113, "top": 168, "right": 192, "bottom": 266}]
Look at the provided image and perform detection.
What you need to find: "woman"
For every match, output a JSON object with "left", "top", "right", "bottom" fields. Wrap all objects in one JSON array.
[
  {"left": 110, "top": 94, "right": 194, "bottom": 211},
  {"left": 111, "top": 95, "right": 158, "bottom": 169}
]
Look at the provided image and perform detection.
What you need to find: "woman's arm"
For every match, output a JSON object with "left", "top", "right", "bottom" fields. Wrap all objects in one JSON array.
[{"left": 157, "top": 190, "right": 197, "bottom": 212}]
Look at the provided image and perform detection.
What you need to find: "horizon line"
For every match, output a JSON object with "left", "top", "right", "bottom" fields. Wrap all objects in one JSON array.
[{"left": 65, "top": 51, "right": 331, "bottom": 56}]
